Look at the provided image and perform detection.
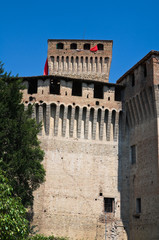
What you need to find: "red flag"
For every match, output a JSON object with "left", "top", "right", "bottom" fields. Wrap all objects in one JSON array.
[
  {"left": 90, "top": 45, "right": 98, "bottom": 52},
  {"left": 43, "top": 58, "right": 48, "bottom": 75}
]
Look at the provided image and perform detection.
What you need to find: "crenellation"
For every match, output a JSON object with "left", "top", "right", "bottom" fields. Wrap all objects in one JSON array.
[
  {"left": 26, "top": 101, "right": 121, "bottom": 142},
  {"left": 48, "top": 40, "right": 112, "bottom": 82}
]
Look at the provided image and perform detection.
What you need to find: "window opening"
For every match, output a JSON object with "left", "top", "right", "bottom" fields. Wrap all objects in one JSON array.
[
  {"left": 104, "top": 198, "right": 114, "bottom": 212},
  {"left": 97, "top": 44, "right": 104, "bottom": 50},
  {"left": 50, "top": 79, "right": 60, "bottom": 95},
  {"left": 105, "top": 57, "right": 109, "bottom": 63},
  {"left": 136, "top": 198, "right": 141, "bottom": 213},
  {"left": 131, "top": 145, "right": 136, "bottom": 164},
  {"left": 72, "top": 81, "right": 82, "bottom": 96},
  {"left": 56, "top": 43, "right": 64, "bottom": 49},
  {"left": 70, "top": 43, "right": 77, "bottom": 49},
  {"left": 28, "top": 80, "right": 37, "bottom": 94},
  {"left": 94, "top": 83, "right": 103, "bottom": 99},
  {"left": 84, "top": 43, "right": 90, "bottom": 50},
  {"left": 29, "top": 96, "right": 33, "bottom": 101}
]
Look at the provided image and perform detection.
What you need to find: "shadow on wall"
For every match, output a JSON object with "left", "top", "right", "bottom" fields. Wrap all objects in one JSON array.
[{"left": 118, "top": 109, "right": 130, "bottom": 238}]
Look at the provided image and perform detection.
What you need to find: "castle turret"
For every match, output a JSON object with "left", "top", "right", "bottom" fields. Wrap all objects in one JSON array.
[{"left": 48, "top": 39, "right": 113, "bottom": 82}]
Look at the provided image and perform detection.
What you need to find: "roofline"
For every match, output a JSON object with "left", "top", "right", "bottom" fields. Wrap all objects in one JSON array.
[
  {"left": 20, "top": 75, "right": 123, "bottom": 88},
  {"left": 117, "top": 50, "right": 159, "bottom": 84},
  {"left": 48, "top": 39, "right": 113, "bottom": 43}
]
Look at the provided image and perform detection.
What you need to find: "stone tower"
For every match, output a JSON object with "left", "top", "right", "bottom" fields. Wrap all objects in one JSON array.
[
  {"left": 22, "top": 39, "right": 127, "bottom": 239},
  {"left": 21, "top": 39, "right": 159, "bottom": 240},
  {"left": 117, "top": 51, "right": 159, "bottom": 240},
  {"left": 48, "top": 39, "right": 113, "bottom": 82}
]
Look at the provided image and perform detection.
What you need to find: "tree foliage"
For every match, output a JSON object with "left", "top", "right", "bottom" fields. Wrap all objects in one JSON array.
[
  {"left": 0, "top": 62, "right": 45, "bottom": 207},
  {"left": 0, "top": 170, "right": 29, "bottom": 240}
]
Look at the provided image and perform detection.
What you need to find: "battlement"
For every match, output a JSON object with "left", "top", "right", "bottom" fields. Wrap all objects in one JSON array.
[
  {"left": 48, "top": 39, "right": 113, "bottom": 82},
  {"left": 22, "top": 75, "right": 122, "bottom": 141}
]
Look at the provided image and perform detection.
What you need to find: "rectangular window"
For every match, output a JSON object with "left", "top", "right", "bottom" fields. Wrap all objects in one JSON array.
[
  {"left": 50, "top": 79, "right": 60, "bottom": 95},
  {"left": 28, "top": 80, "right": 37, "bottom": 94},
  {"left": 136, "top": 198, "right": 141, "bottom": 213},
  {"left": 104, "top": 198, "right": 114, "bottom": 213},
  {"left": 131, "top": 145, "right": 136, "bottom": 164},
  {"left": 94, "top": 83, "right": 103, "bottom": 99},
  {"left": 72, "top": 81, "right": 82, "bottom": 96}
]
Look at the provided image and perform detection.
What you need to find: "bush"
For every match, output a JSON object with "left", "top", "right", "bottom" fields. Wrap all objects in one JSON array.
[{"left": 0, "top": 170, "right": 29, "bottom": 240}]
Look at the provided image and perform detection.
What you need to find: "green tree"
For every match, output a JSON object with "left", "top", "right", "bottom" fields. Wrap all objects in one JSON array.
[
  {"left": 0, "top": 170, "right": 29, "bottom": 240},
  {"left": 0, "top": 62, "right": 45, "bottom": 207}
]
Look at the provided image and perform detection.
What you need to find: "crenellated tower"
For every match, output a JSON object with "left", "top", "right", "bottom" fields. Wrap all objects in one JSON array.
[
  {"left": 21, "top": 39, "right": 128, "bottom": 240},
  {"left": 48, "top": 39, "right": 113, "bottom": 82},
  {"left": 21, "top": 38, "right": 159, "bottom": 240}
]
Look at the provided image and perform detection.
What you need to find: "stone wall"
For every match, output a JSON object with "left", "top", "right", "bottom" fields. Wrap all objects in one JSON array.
[
  {"left": 22, "top": 76, "right": 127, "bottom": 239},
  {"left": 118, "top": 53, "right": 159, "bottom": 240}
]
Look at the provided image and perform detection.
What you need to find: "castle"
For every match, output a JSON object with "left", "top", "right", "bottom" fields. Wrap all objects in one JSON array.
[{"left": 22, "top": 40, "right": 159, "bottom": 240}]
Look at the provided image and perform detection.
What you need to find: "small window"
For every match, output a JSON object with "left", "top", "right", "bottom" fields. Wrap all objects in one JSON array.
[
  {"left": 94, "top": 83, "right": 103, "bottom": 99},
  {"left": 104, "top": 198, "right": 114, "bottom": 212},
  {"left": 72, "top": 81, "right": 82, "bottom": 96},
  {"left": 70, "top": 43, "right": 77, "bottom": 49},
  {"left": 56, "top": 43, "right": 64, "bottom": 49},
  {"left": 131, "top": 73, "right": 135, "bottom": 87},
  {"left": 131, "top": 145, "right": 136, "bottom": 164},
  {"left": 136, "top": 198, "right": 141, "bottom": 213},
  {"left": 97, "top": 44, "right": 104, "bottom": 50},
  {"left": 28, "top": 80, "right": 37, "bottom": 94},
  {"left": 50, "top": 79, "right": 60, "bottom": 95},
  {"left": 84, "top": 43, "right": 90, "bottom": 50}
]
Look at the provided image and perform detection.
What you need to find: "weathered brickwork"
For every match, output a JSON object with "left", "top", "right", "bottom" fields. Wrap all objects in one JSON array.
[
  {"left": 22, "top": 39, "right": 159, "bottom": 240},
  {"left": 47, "top": 40, "right": 112, "bottom": 82},
  {"left": 117, "top": 51, "right": 159, "bottom": 240}
]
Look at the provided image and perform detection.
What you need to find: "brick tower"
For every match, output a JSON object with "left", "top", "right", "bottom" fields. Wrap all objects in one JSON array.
[{"left": 48, "top": 39, "right": 113, "bottom": 82}]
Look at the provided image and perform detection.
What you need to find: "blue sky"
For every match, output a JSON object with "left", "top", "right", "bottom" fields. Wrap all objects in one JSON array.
[{"left": 1, "top": 0, "right": 159, "bottom": 83}]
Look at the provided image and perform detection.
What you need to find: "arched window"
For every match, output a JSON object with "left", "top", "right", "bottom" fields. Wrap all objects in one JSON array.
[
  {"left": 70, "top": 43, "right": 77, "bottom": 49},
  {"left": 97, "top": 44, "right": 104, "bottom": 50},
  {"left": 84, "top": 43, "right": 90, "bottom": 50},
  {"left": 56, "top": 42, "right": 64, "bottom": 49}
]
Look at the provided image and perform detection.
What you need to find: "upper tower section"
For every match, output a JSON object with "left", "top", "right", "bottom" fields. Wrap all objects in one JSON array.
[{"left": 48, "top": 39, "right": 113, "bottom": 83}]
